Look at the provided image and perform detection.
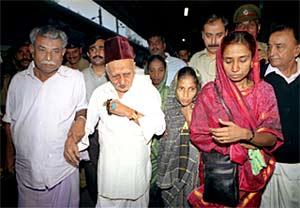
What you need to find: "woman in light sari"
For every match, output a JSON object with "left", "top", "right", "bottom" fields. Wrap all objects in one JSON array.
[{"left": 188, "top": 31, "right": 283, "bottom": 207}]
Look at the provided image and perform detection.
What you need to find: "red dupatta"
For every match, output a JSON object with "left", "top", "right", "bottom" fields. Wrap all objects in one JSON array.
[
  {"left": 214, "top": 35, "right": 260, "bottom": 165},
  {"left": 215, "top": 33, "right": 261, "bottom": 134}
]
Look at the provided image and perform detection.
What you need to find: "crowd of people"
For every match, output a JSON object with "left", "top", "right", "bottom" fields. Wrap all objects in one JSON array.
[{"left": 1, "top": 3, "right": 299, "bottom": 208}]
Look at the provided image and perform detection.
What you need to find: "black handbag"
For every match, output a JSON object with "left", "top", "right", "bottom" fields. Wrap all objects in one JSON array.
[
  {"left": 202, "top": 83, "right": 239, "bottom": 207},
  {"left": 202, "top": 150, "right": 239, "bottom": 207}
]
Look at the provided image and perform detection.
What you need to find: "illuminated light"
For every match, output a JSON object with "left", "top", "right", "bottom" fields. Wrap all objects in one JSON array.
[
  {"left": 184, "top": 7, "right": 189, "bottom": 16},
  {"left": 182, "top": 38, "right": 186, "bottom": 42}
]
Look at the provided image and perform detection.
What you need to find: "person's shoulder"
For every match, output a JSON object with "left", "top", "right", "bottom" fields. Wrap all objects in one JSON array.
[
  {"left": 81, "top": 57, "right": 89, "bottom": 64},
  {"left": 166, "top": 53, "right": 186, "bottom": 65},
  {"left": 134, "top": 74, "right": 160, "bottom": 94},
  {"left": 81, "top": 66, "right": 90, "bottom": 73},
  {"left": 60, "top": 65, "right": 82, "bottom": 75},
  {"left": 134, "top": 74, "right": 152, "bottom": 85},
  {"left": 59, "top": 65, "right": 86, "bottom": 82},
  {"left": 200, "top": 81, "right": 215, "bottom": 93},
  {"left": 256, "top": 80, "right": 276, "bottom": 91},
  {"left": 81, "top": 67, "right": 92, "bottom": 76},
  {"left": 9, "top": 72, "right": 21, "bottom": 84},
  {"left": 190, "top": 49, "right": 207, "bottom": 60},
  {"left": 92, "top": 80, "right": 111, "bottom": 94}
]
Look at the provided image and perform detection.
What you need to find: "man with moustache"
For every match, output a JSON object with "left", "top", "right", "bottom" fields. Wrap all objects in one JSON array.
[
  {"left": 81, "top": 35, "right": 107, "bottom": 205},
  {"left": 260, "top": 23, "right": 300, "bottom": 208},
  {"left": 189, "top": 13, "right": 228, "bottom": 87},
  {"left": 64, "top": 39, "right": 89, "bottom": 71},
  {"left": 3, "top": 25, "right": 87, "bottom": 207},
  {"left": 11, "top": 42, "right": 33, "bottom": 72},
  {"left": 1, "top": 42, "right": 33, "bottom": 110}
]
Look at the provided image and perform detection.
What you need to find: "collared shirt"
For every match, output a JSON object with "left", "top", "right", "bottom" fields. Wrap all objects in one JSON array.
[
  {"left": 82, "top": 65, "right": 108, "bottom": 102},
  {"left": 165, "top": 52, "right": 187, "bottom": 86},
  {"left": 65, "top": 57, "right": 90, "bottom": 71},
  {"left": 265, "top": 58, "right": 300, "bottom": 84},
  {"left": 82, "top": 74, "right": 166, "bottom": 199},
  {"left": 3, "top": 61, "right": 87, "bottom": 189},
  {"left": 188, "top": 49, "right": 216, "bottom": 87}
]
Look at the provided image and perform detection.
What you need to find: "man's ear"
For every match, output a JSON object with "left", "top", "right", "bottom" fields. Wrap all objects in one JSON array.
[
  {"left": 29, "top": 44, "right": 34, "bottom": 57},
  {"left": 294, "top": 43, "right": 300, "bottom": 58},
  {"left": 62, "top": 48, "right": 66, "bottom": 56}
]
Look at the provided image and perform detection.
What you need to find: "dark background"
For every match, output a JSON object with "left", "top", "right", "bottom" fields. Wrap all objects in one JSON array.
[{"left": 1, "top": 0, "right": 299, "bottom": 57}]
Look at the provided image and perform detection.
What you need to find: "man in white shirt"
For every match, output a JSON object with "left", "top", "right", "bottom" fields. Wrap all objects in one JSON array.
[
  {"left": 3, "top": 25, "right": 87, "bottom": 207},
  {"left": 83, "top": 36, "right": 166, "bottom": 207}
]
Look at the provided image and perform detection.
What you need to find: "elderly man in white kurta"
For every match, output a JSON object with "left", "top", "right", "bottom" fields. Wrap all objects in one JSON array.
[{"left": 82, "top": 36, "right": 166, "bottom": 207}]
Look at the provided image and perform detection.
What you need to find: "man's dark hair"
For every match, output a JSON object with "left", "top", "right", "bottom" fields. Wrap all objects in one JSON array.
[
  {"left": 270, "top": 23, "right": 299, "bottom": 44},
  {"left": 86, "top": 35, "right": 105, "bottom": 48},
  {"left": 85, "top": 35, "right": 105, "bottom": 52},
  {"left": 202, "top": 13, "right": 229, "bottom": 31},
  {"left": 147, "top": 33, "right": 166, "bottom": 44}
]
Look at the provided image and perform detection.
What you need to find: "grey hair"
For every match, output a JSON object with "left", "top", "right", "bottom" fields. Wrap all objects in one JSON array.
[{"left": 29, "top": 25, "right": 68, "bottom": 48}]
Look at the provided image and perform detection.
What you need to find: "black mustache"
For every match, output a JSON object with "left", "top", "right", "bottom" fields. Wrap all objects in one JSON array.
[
  {"left": 208, "top": 44, "right": 219, "bottom": 48},
  {"left": 92, "top": 55, "right": 103, "bottom": 59}
]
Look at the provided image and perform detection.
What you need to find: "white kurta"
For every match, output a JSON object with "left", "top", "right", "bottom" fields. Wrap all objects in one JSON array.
[{"left": 82, "top": 74, "right": 166, "bottom": 200}]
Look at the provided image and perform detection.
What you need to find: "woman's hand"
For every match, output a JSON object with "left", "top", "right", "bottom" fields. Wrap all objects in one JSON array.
[{"left": 209, "top": 118, "right": 252, "bottom": 144}]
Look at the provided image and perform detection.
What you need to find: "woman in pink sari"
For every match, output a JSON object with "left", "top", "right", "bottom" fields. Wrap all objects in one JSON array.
[{"left": 188, "top": 31, "right": 283, "bottom": 207}]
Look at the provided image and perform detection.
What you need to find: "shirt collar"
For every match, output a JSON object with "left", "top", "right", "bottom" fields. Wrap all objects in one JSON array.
[{"left": 265, "top": 58, "right": 300, "bottom": 84}]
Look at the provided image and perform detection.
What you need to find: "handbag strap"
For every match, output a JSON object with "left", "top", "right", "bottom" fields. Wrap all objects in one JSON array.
[{"left": 214, "top": 83, "right": 234, "bottom": 122}]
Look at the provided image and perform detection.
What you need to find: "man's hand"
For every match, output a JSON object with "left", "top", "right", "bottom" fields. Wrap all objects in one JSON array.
[
  {"left": 5, "top": 123, "right": 15, "bottom": 172},
  {"left": 64, "top": 135, "right": 80, "bottom": 167},
  {"left": 69, "top": 117, "right": 85, "bottom": 140},
  {"left": 105, "top": 99, "right": 143, "bottom": 121},
  {"left": 63, "top": 117, "right": 85, "bottom": 167}
]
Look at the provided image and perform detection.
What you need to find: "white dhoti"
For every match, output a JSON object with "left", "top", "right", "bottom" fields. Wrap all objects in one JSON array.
[{"left": 260, "top": 162, "right": 300, "bottom": 208}]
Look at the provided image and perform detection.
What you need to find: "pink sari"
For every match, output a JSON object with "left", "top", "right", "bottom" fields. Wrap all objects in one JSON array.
[{"left": 188, "top": 38, "right": 283, "bottom": 207}]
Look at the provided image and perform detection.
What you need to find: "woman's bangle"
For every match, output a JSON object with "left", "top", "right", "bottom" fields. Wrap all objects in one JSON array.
[{"left": 248, "top": 130, "right": 255, "bottom": 142}]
